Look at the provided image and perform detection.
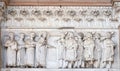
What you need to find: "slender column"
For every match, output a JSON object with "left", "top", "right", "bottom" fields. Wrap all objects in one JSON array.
[
  {"left": 114, "top": 2, "right": 120, "bottom": 69},
  {"left": 0, "top": 2, "right": 5, "bottom": 69}
]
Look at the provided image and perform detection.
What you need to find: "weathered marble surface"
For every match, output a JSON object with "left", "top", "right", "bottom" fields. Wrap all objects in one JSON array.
[
  {"left": 0, "top": 2, "right": 6, "bottom": 69},
  {"left": 1, "top": 1, "right": 120, "bottom": 71},
  {"left": 1, "top": 29, "right": 119, "bottom": 69},
  {"left": 2, "top": 6, "right": 118, "bottom": 29}
]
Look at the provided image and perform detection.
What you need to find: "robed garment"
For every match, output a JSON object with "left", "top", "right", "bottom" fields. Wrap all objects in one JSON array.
[{"left": 5, "top": 40, "right": 17, "bottom": 66}]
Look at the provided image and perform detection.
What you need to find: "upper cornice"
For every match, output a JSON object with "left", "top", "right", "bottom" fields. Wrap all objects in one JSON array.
[{"left": 0, "top": 0, "right": 120, "bottom": 6}]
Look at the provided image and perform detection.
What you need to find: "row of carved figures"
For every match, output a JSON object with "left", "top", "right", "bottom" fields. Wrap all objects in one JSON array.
[
  {"left": 57, "top": 32, "right": 115, "bottom": 69},
  {"left": 4, "top": 31, "right": 115, "bottom": 68}
]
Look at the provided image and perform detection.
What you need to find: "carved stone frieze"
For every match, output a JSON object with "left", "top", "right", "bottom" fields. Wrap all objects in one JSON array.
[
  {"left": 1, "top": 2, "right": 120, "bottom": 71},
  {"left": 1, "top": 29, "right": 119, "bottom": 69},
  {"left": 4, "top": 6, "right": 120, "bottom": 29}
]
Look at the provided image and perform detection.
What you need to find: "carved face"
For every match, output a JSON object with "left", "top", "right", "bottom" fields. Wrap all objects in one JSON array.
[
  {"left": 20, "top": 33, "right": 25, "bottom": 39},
  {"left": 78, "top": 33, "right": 83, "bottom": 39},
  {"left": 41, "top": 32, "right": 47, "bottom": 38},
  {"left": 94, "top": 33, "right": 100, "bottom": 39},
  {"left": 84, "top": 32, "right": 92, "bottom": 39},
  {"left": 66, "top": 32, "right": 74, "bottom": 39},
  {"left": 30, "top": 32, "right": 35, "bottom": 38},
  {"left": 105, "top": 32, "right": 112, "bottom": 39},
  {"left": 9, "top": 32, "right": 14, "bottom": 40}
]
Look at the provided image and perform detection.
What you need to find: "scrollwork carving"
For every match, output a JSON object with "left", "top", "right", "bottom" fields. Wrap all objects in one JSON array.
[
  {"left": 86, "top": 18, "right": 94, "bottom": 22},
  {"left": 43, "top": 10, "right": 53, "bottom": 16},
  {"left": 81, "top": 10, "right": 87, "bottom": 16},
  {"left": 55, "top": 10, "right": 64, "bottom": 16},
  {"left": 62, "top": 18, "right": 71, "bottom": 22},
  {"left": 8, "top": 10, "right": 17, "bottom": 17},
  {"left": 74, "top": 18, "right": 82, "bottom": 22},
  {"left": 5, "top": 6, "right": 119, "bottom": 27},
  {"left": 32, "top": 10, "right": 41, "bottom": 17},
  {"left": 103, "top": 10, "right": 112, "bottom": 17},
  {"left": 14, "top": 17, "right": 23, "bottom": 22},
  {"left": 20, "top": 10, "right": 29, "bottom": 16},
  {"left": 67, "top": 10, "right": 76, "bottom": 17},
  {"left": 91, "top": 10, "right": 99, "bottom": 17},
  {"left": 38, "top": 17, "right": 47, "bottom": 22}
]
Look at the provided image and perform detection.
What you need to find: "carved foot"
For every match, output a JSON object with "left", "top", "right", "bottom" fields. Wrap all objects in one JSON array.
[
  {"left": 36, "top": 66, "right": 41, "bottom": 68},
  {"left": 41, "top": 66, "right": 46, "bottom": 68},
  {"left": 58, "top": 67, "right": 62, "bottom": 69}
]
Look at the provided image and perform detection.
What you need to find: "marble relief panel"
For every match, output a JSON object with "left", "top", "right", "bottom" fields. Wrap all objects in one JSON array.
[
  {"left": 1, "top": 4, "right": 120, "bottom": 71},
  {"left": 1, "top": 29, "right": 119, "bottom": 69}
]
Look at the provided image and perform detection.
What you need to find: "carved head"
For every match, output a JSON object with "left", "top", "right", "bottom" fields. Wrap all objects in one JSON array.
[
  {"left": 84, "top": 32, "right": 93, "bottom": 40},
  {"left": 8, "top": 32, "right": 14, "bottom": 40},
  {"left": 20, "top": 33, "right": 25, "bottom": 39},
  {"left": 66, "top": 32, "right": 74, "bottom": 39},
  {"left": 30, "top": 32, "right": 36, "bottom": 38},
  {"left": 41, "top": 31, "right": 47, "bottom": 38},
  {"left": 105, "top": 32, "right": 112, "bottom": 39},
  {"left": 94, "top": 33, "right": 101, "bottom": 39},
  {"left": 78, "top": 32, "right": 84, "bottom": 39},
  {"left": 38, "top": 33, "right": 41, "bottom": 37}
]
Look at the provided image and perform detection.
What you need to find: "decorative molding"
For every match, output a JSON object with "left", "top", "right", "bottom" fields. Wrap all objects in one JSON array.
[
  {"left": 4, "top": 0, "right": 119, "bottom": 6},
  {"left": 4, "top": 6, "right": 120, "bottom": 29}
]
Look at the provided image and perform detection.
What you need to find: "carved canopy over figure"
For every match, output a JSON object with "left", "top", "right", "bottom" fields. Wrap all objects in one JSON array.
[
  {"left": 25, "top": 32, "right": 36, "bottom": 68},
  {"left": 35, "top": 32, "right": 48, "bottom": 68},
  {"left": 83, "top": 32, "right": 95, "bottom": 67},
  {"left": 101, "top": 32, "right": 115, "bottom": 68},
  {"left": 4, "top": 32, "right": 17, "bottom": 67},
  {"left": 17, "top": 33, "right": 26, "bottom": 67}
]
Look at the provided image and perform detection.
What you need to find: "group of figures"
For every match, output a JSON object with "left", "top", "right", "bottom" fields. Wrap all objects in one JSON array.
[
  {"left": 4, "top": 32, "right": 50, "bottom": 68},
  {"left": 57, "top": 32, "right": 115, "bottom": 69},
  {"left": 4, "top": 31, "right": 115, "bottom": 69}
]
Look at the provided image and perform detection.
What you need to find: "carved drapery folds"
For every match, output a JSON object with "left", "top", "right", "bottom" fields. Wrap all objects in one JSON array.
[{"left": 3, "top": 31, "right": 116, "bottom": 69}]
